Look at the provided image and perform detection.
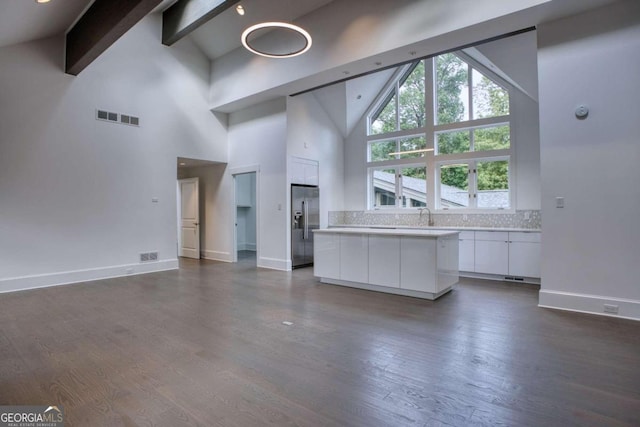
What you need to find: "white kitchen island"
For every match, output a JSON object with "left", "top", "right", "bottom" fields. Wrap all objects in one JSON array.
[{"left": 313, "top": 228, "right": 459, "bottom": 300}]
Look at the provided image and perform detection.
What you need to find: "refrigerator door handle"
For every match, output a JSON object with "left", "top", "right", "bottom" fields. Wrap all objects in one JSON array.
[
  {"left": 303, "top": 200, "right": 309, "bottom": 240},
  {"left": 301, "top": 200, "right": 306, "bottom": 240}
]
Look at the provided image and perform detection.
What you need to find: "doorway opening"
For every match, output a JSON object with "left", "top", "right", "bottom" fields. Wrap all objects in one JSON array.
[
  {"left": 177, "top": 177, "right": 200, "bottom": 259},
  {"left": 233, "top": 171, "right": 258, "bottom": 266}
]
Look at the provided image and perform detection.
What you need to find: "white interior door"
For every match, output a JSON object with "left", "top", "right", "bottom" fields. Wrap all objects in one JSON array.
[{"left": 179, "top": 178, "right": 200, "bottom": 259}]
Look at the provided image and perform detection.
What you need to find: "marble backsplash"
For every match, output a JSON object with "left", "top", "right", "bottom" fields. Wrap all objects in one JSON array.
[{"left": 329, "top": 210, "right": 541, "bottom": 230}]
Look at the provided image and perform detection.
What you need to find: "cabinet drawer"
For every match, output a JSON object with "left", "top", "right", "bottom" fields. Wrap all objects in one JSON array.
[
  {"left": 509, "top": 232, "right": 541, "bottom": 243},
  {"left": 475, "top": 231, "right": 508, "bottom": 242}
]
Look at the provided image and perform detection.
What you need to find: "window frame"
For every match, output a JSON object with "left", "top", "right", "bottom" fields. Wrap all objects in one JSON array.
[{"left": 365, "top": 53, "right": 516, "bottom": 213}]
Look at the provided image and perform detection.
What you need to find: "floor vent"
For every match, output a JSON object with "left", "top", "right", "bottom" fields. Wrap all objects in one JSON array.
[
  {"left": 96, "top": 109, "right": 140, "bottom": 127},
  {"left": 140, "top": 252, "right": 158, "bottom": 263},
  {"left": 504, "top": 276, "right": 525, "bottom": 282}
]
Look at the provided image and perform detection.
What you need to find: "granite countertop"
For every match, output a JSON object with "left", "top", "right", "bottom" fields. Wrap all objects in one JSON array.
[
  {"left": 314, "top": 227, "right": 459, "bottom": 237},
  {"left": 328, "top": 224, "right": 541, "bottom": 233}
]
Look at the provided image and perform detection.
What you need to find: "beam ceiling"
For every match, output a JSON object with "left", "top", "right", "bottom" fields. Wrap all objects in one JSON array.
[
  {"left": 162, "top": 0, "right": 240, "bottom": 46},
  {"left": 66, "top": 0, "right": 163, "bottom": 76}
]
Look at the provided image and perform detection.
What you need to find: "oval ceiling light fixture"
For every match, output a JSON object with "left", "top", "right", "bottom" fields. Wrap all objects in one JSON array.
[
  {"left": 236, "top": 5, "right": 245, "bottom": 16},
  {"left": 241, "top": 22, "right": 312, "bottom": 59}
]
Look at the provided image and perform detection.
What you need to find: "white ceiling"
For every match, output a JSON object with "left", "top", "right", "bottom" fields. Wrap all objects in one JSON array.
[
  {"left": 0, "top": 0, "right": 334, "bottom": 59},
  {"left": 188, "top": 0, "right": 335, "bottom": 59},
  {"left": 0, "top": 0, "right": 92, "bottom": 48}
]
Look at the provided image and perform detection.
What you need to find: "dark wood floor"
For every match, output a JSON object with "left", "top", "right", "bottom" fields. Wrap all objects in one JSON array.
[{"left": 1, "top": 258, "right": 638, "bottom": 427}]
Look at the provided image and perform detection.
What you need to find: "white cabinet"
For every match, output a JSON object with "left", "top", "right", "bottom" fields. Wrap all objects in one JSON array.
[
  {"left": 437, "top": 236, "right": 460, "bottom": 293},
  {"left": 474, "top": 231, "right": 509, "bottom": 275},
  {"left": 464, "top": 230, "right": 540, "bottom": 280},
  {"left": 314, "top": 230, "right": 459, "bottom": 300},
  {"left": 314, "top": 233, "right": 340, "bottom": 279},
  {"left": 290, "top": 157, "right": 319, "bottom": 186},
  {"left": 508, "top": 232, "right": 541, "bottom": 278},
  {"left": 400, "top": 237, "right": 437, "bottom": 293},
  {"left": 368, "top": 235, "right": 400, "bottom": 288},
  {"left": 339, "top": 234, "right": 369, "bottom": 283},
  {"left": 458, "top": 231, "right": 475, "bottom": 272}
]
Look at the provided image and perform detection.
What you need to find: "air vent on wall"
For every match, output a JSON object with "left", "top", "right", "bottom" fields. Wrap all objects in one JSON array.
[
  {"left": 139, "top": 251, "right": 158, "bottom": 263},
  {"left": 96, "top": 109, "right": 140, "bottom": 127}
]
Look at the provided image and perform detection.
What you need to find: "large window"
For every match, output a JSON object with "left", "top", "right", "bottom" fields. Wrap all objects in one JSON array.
[{"left": 366, "top": 52, "right": 512, "bottom": 211}]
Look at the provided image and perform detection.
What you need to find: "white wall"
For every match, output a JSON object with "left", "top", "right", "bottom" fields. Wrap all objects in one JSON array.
[
  {"left": 0, "top": 14, "right": 227, "bottom": 291},
  {"left": 287, "top": 93, "right": 345, "bottom": 228},
  {"left": 227, "top": 98, "right": 288, "bottom": 270},
  {"left": 537, "top": 0, "right": 640, "bottom": 320}
]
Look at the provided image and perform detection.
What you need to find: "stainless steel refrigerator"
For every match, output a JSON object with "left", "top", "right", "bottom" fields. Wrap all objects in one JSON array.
[{"left": 291, "top": 184, "right": 319, "bottom": 269}]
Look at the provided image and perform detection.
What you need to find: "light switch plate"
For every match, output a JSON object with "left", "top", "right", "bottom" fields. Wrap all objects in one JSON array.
[{"left": 556, "top": 197, "right": 565, "bottom": 208}]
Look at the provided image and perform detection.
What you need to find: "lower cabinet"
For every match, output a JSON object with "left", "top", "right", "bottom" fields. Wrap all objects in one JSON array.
[
  {"left": 458, "top": 231, "right": 475, "bottom": 272},
  {"left": 508, "top": 232, "right": 541, "bottom": 278},
  {"left": 313, "top": 233, "right": 340, "bottom": 279},
  {"left": 368, "top": 235, "right": 400, "bottom": 288},
  {"left": 339, "top": 234, "right": 369, "bottom": 283},
  {"left": 470, "top": 231, "right": 541, "bottom": 279},
  {"left": 400, "top": 237, "right": 437, "bottom": 293},
  {"left": 474, "top": 232, "right": 509, "bottom": 275}
]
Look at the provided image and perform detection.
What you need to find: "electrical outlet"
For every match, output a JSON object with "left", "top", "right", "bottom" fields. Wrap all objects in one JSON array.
[
  {"left": 603, "top": 304, "right": 619, "bottom": 314},
  {"left": 556, "top": 197, "right": 565, "bottom": 208},
  {"left": 524, "top": 211, "right": 531, "bottom": 220}
]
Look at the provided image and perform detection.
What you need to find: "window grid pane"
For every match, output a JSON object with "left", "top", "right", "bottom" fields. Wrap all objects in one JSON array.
[
  {"left": 473, "top": 126, "right": 510, "bottom": 152},
  {"left": 477, "top": 160, "right": 509, "bottom": 209},
  {"left": 472, "top": 69, "right": 509, "bottom": 119},
  {"left": 399, "top": 61, "right": 426, "bottom": 131},
  {"left": 400, "top": 166, "right": 427, "bottom": 208},
  {"left": 370, "top": 93, "right": 397, "bottom": 135},
  {"left": 440, "top": 164, "right": 469, "bottom": 208},
  {"left": 436, "top": 130, "right": 470, "bottom": 155},
  {"left": 372, "top": 169, "right": 397, "bottom": 207},
  {"left": 436, "top": 54, "right": 469, "bottom": 125}
]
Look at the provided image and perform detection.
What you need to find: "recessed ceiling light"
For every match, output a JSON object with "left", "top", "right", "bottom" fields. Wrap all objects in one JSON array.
[
  {"left": 236, "top": 5, "right": 245, "bottom": 16},
  {"left": 36, "top": 0, "right": 51, "bottom": 3},
  {"left": 343, "top": 71, "right": 350, "bottom": 75},
  {"left": 375, "top": 61, "right": 382, "bottom": 66},
  {"left": 241, "top": 22, "right": 312, "bottom": 59},
  {"left": 409, "top": 51, "right": 417, "bottom": 56},
  {"left": 179, "top": 162, "right": 186, "bottom": 166}
]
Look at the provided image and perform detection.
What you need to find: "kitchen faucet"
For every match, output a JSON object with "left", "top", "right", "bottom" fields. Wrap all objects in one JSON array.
[{"left": 419, "top": 207, "right": 434, "bottom": 226}]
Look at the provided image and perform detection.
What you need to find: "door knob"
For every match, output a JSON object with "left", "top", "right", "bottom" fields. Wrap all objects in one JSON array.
[{"left": 194, "top": 222, "right": 199, "bottom": 226}]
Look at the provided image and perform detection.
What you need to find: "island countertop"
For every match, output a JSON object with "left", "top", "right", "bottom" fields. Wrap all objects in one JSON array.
[
  {"left": 327, "top": 224, "right": 540, "bottom": 233},
  {"left": 313, "top": 227, "right": 459, "bottom": 238}
]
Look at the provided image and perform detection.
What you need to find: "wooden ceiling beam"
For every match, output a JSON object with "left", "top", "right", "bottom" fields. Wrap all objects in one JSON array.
[
  {"left": 65, "top": 0, "right": 163, "bottom": 76},
  {"left": 162, "top": 0, "right": 239, "bottom": 46}
]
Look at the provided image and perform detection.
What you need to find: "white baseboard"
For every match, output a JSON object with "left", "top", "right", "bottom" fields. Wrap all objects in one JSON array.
[
  {"left": 0, "top": 259, "right": 179, "bottom": 294},
  {"left": 539, "top": 290, "right": 640, "bottom": 321},
  {"left": 236, "top": 243, "right": 256, "bottom": 252},
  {"left": 201, "top": 250, "right": 233, "bottom": 263},
  {"left": 258, "top": 257, "right": 291, "bottom": 271}
]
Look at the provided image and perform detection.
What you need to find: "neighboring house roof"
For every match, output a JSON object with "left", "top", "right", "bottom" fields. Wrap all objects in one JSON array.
[{"left": 373, "top": 170, "right": 508, "bottom": 208}]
